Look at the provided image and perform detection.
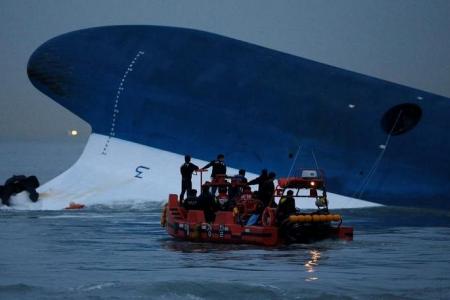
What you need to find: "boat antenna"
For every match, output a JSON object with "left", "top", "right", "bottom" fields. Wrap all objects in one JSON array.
[
  {"left": 312, "top": 149, "right": 320, "bottom": 170},
  {"left": 287, "top": 144, "right": 302, "bottom": 177},
  {"left": 353, "top": 110, "right": 403, "bottom": 199}
]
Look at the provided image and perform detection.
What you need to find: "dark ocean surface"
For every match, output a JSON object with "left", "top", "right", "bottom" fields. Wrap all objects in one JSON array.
[{"left": 1, "top": 141, "right": 449, "bottom": 299}]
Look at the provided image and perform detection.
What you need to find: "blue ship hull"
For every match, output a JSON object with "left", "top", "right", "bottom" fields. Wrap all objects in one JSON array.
[{"left": 27, "top": 26, "right": 450, "bottom": 208}]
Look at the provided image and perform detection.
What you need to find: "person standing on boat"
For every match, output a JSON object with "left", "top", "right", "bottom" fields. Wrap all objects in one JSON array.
[
  {"left": 229, "top": 169, "right": 247, "bottom": 200},
  {"left": 247, "top": 169, "right": 268, "bottom": 196},
  {"left": 202, "top": 154, "right": 226, "bottom": 195},
  {"left": 202, "top": 154, "right": 227, "bottom": 178},
  {"left": 259, "top": 172, "right": 276, "bottom": 208},
  {"left": 180, "top": 155, "right": 199, "bottom": 203},
  {"left": 276, "top": 190, "right": 296, "bottom": 224},
  {"left": 198, "top": 184, "right": 216, "bottom": 222}
]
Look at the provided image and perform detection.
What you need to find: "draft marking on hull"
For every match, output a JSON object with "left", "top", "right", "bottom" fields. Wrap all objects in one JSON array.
[{"left": 102, "top": 50, "right": 145, "bottom": 155}]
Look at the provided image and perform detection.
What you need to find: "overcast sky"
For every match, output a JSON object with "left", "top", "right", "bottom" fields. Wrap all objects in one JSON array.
[{"left": 1, "top": 0, "right": 449, "bottom": 141}]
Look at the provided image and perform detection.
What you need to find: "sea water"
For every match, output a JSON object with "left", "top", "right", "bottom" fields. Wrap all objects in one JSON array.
[{"left": 0, "top": 141, "right": 449, "bottom": 300}]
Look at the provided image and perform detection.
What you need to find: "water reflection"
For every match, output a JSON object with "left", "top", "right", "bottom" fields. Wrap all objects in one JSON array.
[
  {"left": 161, "top": 239, "right": 259, "bottom": 253},
  {"left": 160, "top": 239, "right": 331, "bottom": 278},
  {"left": 304, "top": 249, "right": 321, "bottom": 282}
]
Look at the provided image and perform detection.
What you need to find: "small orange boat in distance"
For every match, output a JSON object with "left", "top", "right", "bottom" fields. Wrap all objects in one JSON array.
[
  {"left": 162, "top": 169, "right": 353, "bottom": 246},
  {"left": 65, "top": 202, "right": 85, "bottom": 210}
]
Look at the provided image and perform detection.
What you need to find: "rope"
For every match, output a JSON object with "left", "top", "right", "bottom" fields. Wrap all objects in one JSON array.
[
  {"left": 353, "top": 110, "right": 403, "bottom": 199},
  {"left": 287, "top": 144, "right": 302, "bottom": 177}
]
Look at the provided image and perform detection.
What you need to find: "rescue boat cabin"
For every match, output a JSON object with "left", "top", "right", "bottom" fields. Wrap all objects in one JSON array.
[{"left": 275, "top": 169, "right": 329, "bottom": 211}]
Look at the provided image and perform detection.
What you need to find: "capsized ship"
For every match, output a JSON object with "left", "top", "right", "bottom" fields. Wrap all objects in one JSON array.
[{"left": 20, "top": 25, "right": 450, "bottom": 210}]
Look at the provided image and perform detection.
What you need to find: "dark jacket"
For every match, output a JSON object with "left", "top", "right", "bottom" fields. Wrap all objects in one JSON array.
[
  {"left": 259, "top": 178, "right": 275, "bottom": 206},
  {"left": 198, "top": 192, "right": 215, "bottom": 208},
  {"left": 203, "top": 160, "right": 226, "bottom": 178},
  {"left": 229, "top": 174, "right": 248, "bottom": 200},
  {"left": 180, "top": 162, "right": 199, "bottom": 180},
  {"left": 198, "top": 191, "right": 216, "bottom": 222},
  {"left": 247, "top": 174, "right": 268, "bottom": 191},
  {"left": 231, "top": 174, "right": 247, "bottom": 185},
  {"left": 183, "top": 195, "right": 202, "bottom": 210}
]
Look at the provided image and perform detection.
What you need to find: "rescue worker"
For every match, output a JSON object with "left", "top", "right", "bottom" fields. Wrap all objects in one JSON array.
[
  {"left": 235, "top": 186, "right": 252, "bottom": 217},
  {"left": 228, "top": 169, "right": 247, "bottom": 200},
  {"left": 198, "top": 184, "right": 216, "bottom": 222},
  {"left": 259, "top": 172, "right": 276, "bottom": 208},
  {"left": 247, "top": 169, "right": 268, "bottom": 195},
  {"left": 215, "top": 186, "right": 234, "bottom": 211},
  {"left": 182, "top": 189, "right": 201, "bottom": 210},
  {"left": 202, "top": 154, "right": 227, "bottom": 178},
  {"left": 202, "top": 154, "right": 226, "bottom": 195},
  {"left": 236, "top": 186, "right": 263, "bottom": 225},
  {"left": 238, "top": 186, "right": 253, "bottom": 202},
  {"left": 276, "top": 190, "right": 297, "bottom": 224},
  {"left": 180, "top": 155, "right": 199, "bottom": 203}
]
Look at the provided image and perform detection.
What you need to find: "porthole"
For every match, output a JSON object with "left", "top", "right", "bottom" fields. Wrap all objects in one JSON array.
[{"left": 381, "top": 103, "right": 422, "bottom": 135}]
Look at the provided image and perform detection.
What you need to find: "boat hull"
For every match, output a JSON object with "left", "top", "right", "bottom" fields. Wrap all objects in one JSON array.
[{"left": 164, "top": 194, "right": 353, "bottom": 246}]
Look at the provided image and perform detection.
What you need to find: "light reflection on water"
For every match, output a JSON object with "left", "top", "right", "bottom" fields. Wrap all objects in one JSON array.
[{"left": 304, "top": 249, "right": 321, "bottom": 281}]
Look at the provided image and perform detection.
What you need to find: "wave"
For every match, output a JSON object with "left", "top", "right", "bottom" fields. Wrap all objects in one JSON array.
[{"left": 2, "top": 281, "right": 448, "bottom": 300}]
